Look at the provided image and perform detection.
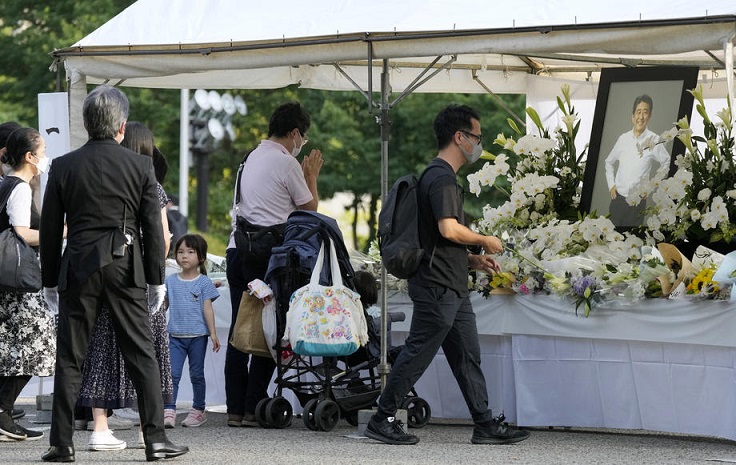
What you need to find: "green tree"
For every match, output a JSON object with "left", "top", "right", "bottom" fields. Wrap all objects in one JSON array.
[
  {"left": 0, "top": 1, "right": 523, "bottom": 254},
  {"left": 0, "top": 0, "right": 136, "bottom": 124}
]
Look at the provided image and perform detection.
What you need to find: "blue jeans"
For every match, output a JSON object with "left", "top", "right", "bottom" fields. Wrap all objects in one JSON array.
[{"left": 167, "top": 335, "right": 208, "bottom": 411}]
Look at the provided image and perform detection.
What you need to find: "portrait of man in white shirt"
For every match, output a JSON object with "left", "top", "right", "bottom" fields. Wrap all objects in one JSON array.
[{"left": 604, "top": 94, "right": 670, "bottom": 227}]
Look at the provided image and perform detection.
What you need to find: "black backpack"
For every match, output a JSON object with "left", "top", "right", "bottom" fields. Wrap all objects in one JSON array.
[{"left": 378, "top": 169, "right": 436, "bottom": 279}]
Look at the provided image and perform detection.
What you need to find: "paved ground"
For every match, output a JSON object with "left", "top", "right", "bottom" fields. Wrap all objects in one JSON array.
[{"left": 2, "top": 401, "right": 736, "bottom": 464}]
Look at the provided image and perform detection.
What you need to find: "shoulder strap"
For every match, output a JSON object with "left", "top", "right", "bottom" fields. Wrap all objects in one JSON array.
[
  {"left": 416, "top": 162, "right": 447, "bottom": 266},
  {"left": 0, "top": 176, "right": 24, "bottom": 215},
  {"left": 0, "top": 176, "right": 25, "bottom": 231},
  {"left": 233, "top": 149, "right": 255, "bottom": 208}
]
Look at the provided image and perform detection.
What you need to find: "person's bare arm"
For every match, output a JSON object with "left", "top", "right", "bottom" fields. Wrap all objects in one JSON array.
[
  {"left": 437, "top": 217, "right": 502, "bottom": 254},
  {"left": 160, "top": 207, "right": 171, "bottom": 257},
  {"left": 203, "top": 299, "right": 220, "bottom": 352},
  {"left": 14, "top": 226, "right": 39, "bottom": 246}
]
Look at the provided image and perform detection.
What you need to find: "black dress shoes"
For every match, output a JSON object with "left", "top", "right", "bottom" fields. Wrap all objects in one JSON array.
[
  {"left": 41, "top": 446, "right": 75, "bottom": 462},
  {"left": 145, "top": 440, "right": 189, "bottom": 461}
]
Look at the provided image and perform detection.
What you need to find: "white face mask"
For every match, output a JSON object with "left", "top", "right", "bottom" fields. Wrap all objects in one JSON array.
[
  {"left": 460, "top": 133, "right": 483, "bottom": 164},
  {"left": 291, "top": 132, "right": 307, "bottom": 157},
  {"left": 33, "top": 156, "right": 50, "bottom": 175}
]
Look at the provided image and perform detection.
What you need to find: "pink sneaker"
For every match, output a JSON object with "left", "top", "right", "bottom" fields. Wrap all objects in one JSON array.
[
  {"left": 181, "top": 409, "right": 207, "bottom": 427},
  {"left": 164, "top": 409, "right": 176, "bottom": 428}
]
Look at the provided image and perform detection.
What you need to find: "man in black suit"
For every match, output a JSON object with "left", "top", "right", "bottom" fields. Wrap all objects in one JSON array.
[{"left": 39, "top": 85, "right": 188, "bottom": 462}]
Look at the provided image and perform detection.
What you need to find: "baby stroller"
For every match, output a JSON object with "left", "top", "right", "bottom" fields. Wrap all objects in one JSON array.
[{"left": 260, "top": 210, "right": 430, "bottom": 431}]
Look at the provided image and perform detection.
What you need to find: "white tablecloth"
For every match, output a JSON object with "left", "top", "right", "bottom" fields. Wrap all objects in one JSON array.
[
  {"left": 24, "top": 289, "right": 736, "bottom": 440},
  {"left": 389, "top": 292, "right": 736, "bottom": 440}
]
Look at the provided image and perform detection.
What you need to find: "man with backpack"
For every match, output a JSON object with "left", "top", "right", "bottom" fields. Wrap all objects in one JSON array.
[{"left": 367, "top": 104, "right": 530, "bottom": 446}]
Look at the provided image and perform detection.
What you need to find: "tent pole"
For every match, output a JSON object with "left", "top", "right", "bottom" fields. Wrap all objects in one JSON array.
[
  {"left": 180, "top": 89, "right": 190, "bottom": 218},
  {"left": 725, "top": 34, "right": 734, "bottom": 109},
  {"left": 379, "top": 59, "right": 391, "bottom": 388}
]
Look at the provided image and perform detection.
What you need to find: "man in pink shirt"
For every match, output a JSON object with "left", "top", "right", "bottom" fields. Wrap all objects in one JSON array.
[{"left": 223, "top": 102, "right": 323, "bottom": 427}]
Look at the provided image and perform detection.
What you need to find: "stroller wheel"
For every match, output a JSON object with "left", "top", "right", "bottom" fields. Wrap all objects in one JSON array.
[
  {"left": 255, "top": 398, "right": 272, "bottom": 428},
  {"left": 314, "top": 399, "right": 340, "bottom": 432},
  {"left": 401, "top": 396, "right": 431, "bottom": 428},
  {"left": 302, "top": 398, "right": 319, "bottom": 431},
  {"left": 266, "top": 396, "right": 293, "bottom": 429}
]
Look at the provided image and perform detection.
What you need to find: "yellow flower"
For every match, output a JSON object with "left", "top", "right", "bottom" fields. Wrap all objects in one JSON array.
[
  {"left": 490, "top": 271, "right": 516, "bottom": 289},
  {"left": 686, "top": 267, "right": 719, "bottom": 295}
]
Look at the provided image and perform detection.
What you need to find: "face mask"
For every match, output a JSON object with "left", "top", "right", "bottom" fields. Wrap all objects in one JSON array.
[
  {"left": 460, "top": 134, "right": 483, "bottom": 164},
  {"left": 33, "top": 156, "right": 50, "bottom": 175},
  {"left": 291, "top": 132, "right": 307, "bottom": 157}
]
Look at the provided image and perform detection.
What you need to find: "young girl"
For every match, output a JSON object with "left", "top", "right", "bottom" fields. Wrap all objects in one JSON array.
[{"left": 164, "top": 234, "right": 220, "bottom": 428}]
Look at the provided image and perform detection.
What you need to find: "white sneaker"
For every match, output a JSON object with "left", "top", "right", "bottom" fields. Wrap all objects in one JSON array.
[{"left": 88, "top": 429, "right": 127, "bottom": 451}]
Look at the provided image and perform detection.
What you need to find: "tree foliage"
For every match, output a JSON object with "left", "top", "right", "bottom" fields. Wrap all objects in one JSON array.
[{"left": 0, "top": 0, "right": 524, "bottom": 254}]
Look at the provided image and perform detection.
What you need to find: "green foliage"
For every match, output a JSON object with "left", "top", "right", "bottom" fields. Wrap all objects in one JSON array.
[
  {"left": 0, "top": 0, "right": 137, "bottom": 123},
  {"left": 0, "top": 0, "right": 524, "bottom": 253}
]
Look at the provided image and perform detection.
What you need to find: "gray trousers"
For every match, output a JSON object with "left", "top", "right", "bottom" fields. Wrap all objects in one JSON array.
[{"left": 377, "top": 284, "right": 492, "bottom": 424}]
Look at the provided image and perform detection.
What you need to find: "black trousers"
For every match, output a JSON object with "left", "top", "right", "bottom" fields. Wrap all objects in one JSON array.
[
  {"left": 609, "top": 194, "right": 645, "bottom": 228},
  {"left": 377, "top": 284, "right": 493, "bottom": 424},
  {"left": 224, "top": 247, "right": 276, "bottom": 416},
  {"left": 0, "top": 375, "right": 31, "bottom": 412},
  {"left": 50, "top": 256, "right": 166, "bottom": 447}
]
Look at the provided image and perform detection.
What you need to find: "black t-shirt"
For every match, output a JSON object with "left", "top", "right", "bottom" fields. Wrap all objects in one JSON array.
[{"left": 409, "top": 158, "right": 469, "bottom": 297}]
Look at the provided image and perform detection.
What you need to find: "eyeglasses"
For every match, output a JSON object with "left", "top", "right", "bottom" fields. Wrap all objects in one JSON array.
[{"left": 460, "top": 130, "right": 482, "bottom": 143}]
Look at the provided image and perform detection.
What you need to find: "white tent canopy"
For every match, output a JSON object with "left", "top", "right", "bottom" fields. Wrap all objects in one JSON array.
[
  {"left": 58, "top": 0, "right": 735, "bottom": 91},
  {"left": 55, "top": 1, "right": 736, "bottom": 146}
]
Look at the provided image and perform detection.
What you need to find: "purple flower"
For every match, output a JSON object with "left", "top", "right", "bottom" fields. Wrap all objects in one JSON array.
[{"left": 572, "top": 275, "right": 597, "bottom": 298}]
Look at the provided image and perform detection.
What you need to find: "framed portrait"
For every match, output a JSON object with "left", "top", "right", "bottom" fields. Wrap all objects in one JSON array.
[{"left": 579, "top": 66, "right": 699, "bottom": 230}]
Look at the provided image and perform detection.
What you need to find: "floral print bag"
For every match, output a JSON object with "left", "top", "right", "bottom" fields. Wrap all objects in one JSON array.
[{"left": 284, "top": 238, "right": 368, "bottom": 356}]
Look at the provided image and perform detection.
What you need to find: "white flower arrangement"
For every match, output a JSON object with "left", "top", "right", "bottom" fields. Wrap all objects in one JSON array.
[
  {"left": 465, "top": 85, "right": 735, "bottom": 315},
  {"left": 645, "top": 86, "right": 736, "bottom": 245}
]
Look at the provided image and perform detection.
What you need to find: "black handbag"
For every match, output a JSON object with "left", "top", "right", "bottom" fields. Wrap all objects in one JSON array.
[
  {"left": 0, "top": 227, "right": 42, "bottom": 292},
  {"left": 0, "top": 177, "right": 42, "bottom": 293},
  {"left": 234, "top": 216, "right": 285, "bottom": 265}
]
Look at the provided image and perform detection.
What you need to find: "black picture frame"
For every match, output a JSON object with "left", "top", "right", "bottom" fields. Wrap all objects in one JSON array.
[{"left": 579, "top": 66, "right": 699, "bottom": 231}]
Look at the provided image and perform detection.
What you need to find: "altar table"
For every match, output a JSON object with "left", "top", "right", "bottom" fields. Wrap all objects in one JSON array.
[
  {"left": 388, "top": 292, "right": 736, "bottom": 440},
  {"left": 24, "top": 289, "right": 736, "bottom": 440}
]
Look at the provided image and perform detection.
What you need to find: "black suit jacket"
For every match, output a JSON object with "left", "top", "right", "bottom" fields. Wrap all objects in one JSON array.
[{"left": 40, "top": 139, "right": 165, "bottom": 290}]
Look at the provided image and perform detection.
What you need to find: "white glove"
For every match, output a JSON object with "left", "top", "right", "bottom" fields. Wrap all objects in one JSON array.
[
  {"left": 147, "top": 284, "right": 166, "bottom": 315},
  {"left": 43, "top": 287, "right": 59, "bottom": 315}
]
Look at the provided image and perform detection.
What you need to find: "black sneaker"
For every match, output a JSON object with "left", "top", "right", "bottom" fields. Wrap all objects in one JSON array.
[
  {"left": 472, "top": 415, "right": 530, "bottom": 445},
  {"left": 364, "top": 415, "right": 419, "bottom": 445},
  {"left": 11, "top": 409, "right": 25, "bottom": 420},
  {"left": 17, "top": 424, "right": 43, "bottom": 441},
  {"left": 0, "top": 411, "right": 26, "bottom": 440}
]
